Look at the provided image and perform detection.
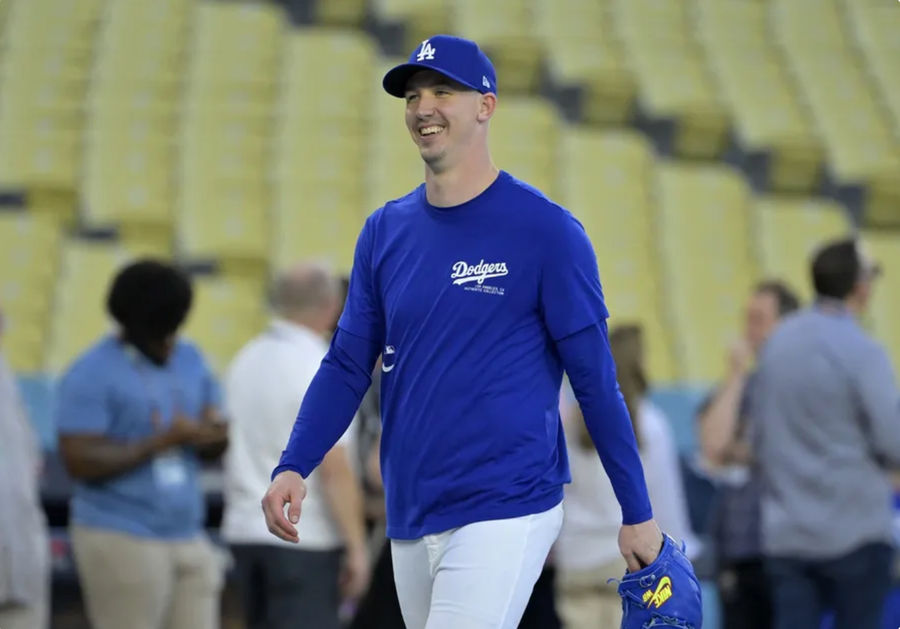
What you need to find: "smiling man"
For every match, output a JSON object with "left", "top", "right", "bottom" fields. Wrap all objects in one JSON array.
[{"left": 262, "top": 35, "right": 665, "bottom": 629}]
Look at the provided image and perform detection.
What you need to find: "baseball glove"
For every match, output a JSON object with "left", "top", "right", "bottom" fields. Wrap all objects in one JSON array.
[{"left": 615, "top": 534, "right": 703, "bottom": 629}]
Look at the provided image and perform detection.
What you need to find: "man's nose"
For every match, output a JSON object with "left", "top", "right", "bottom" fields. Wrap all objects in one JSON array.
[{"left": 415, "top": 94, "right": 436, "bottom": 118}]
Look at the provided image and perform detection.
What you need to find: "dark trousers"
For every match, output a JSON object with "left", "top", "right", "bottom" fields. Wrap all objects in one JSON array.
[
  {"left": 718, "top": 558, "right": 772, "bottom": 629},
  {"left": 766, "top": 542, "right": 893, "bottom": 629},
  {"left": 518, "top": 564, "right": 562, "bottom": 629},
  {"left": 349, "top": 540, "right": 405, "bottom": 629},
  {"left": 231, "top": 544, "right": 342, "bottom": 629}
]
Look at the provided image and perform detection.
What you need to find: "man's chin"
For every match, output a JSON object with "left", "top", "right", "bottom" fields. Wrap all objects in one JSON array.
[{"left": 420, "top": 148, "right": 445, "bottom": 166}]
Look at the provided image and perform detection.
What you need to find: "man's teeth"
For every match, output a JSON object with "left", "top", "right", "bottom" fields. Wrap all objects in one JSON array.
[{"left": 421, "top": 126, "right": 443, "bottom": 136}]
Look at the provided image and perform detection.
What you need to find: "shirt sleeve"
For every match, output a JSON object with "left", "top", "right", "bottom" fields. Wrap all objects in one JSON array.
[
  {"left": 854, "top": 342, "right": 900, "bottom": 467},
  {"left": 273, "top": 328, "right": 381, "bottom": 479},
  {"left": 557, "top": 322, "right": 654, "bottom": 525},
  {"left": 539, "top": 211, "right": 609, "bottom": 341},
  {"left": 337, "top": 214, "right": 385, "bottom": 344},
  {"left": 55, "top": 361, "right": 112, "bottom": 435}
]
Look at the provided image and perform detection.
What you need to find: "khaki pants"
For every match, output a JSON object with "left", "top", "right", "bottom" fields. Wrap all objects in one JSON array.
[
  {"left": 557, "top": 556, "right": 627, "bottom": 629},
  {"left": 0, "top": 601, "right": 48, "bottom": 629},
  {"left": 71, "top": 525, "right": 224, "bottom": 629}
]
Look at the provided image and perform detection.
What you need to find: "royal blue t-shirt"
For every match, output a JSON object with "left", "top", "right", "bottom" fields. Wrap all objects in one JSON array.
[
  {"left": 55, "top": 336, "right": 220, "bottom": 539},
  {"left": 338, "top": 171, "right": 611, "bottom": 538}
]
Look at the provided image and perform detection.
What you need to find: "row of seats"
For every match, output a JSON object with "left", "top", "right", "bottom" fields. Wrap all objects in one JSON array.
[
  {"left": 694, "top": 0, "right": 822, "bottom": 193},
  {"left": 6, "top": 119, "right": 875, "bottom": 383},
  {"left": 772, "top": 0, "right": 900, "bottom": 224},
  {"left": 1, "top": 0, "right": 898, "bottom": 383},
  {"left": 369, "top": 0, "right": 900, "bottom": 222}
]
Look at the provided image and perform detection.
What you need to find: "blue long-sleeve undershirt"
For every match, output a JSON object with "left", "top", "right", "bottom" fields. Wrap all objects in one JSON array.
[
  {"left": 273, "top": 322, "right": 653, "bottom": 525},
  {"left": 556, "top": 321, "right": 653, "bottom": 525}
]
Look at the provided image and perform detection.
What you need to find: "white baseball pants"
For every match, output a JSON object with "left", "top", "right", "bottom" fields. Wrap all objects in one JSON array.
[{"left": 391, "top": 502, "right": 564, "bottom": 629}]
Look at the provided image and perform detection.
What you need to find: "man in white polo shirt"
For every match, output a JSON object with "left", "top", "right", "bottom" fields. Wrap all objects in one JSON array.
[{"left": 222, "top": 263, "right": 370, "bottom": 629}]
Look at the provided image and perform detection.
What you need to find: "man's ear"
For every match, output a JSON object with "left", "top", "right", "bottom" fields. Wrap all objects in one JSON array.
[{"left": 477, "top": 93, "right": 497, "bottom": 122}]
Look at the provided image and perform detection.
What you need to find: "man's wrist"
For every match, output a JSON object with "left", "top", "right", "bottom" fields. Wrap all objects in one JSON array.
[{"left": 271, "top": 464, "right": 306, "bottom": 482}]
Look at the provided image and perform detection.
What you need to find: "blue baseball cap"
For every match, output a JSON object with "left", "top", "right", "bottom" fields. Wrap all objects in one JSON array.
[{"left": 382, "top": 35, "right": 497, "bottom": 98}]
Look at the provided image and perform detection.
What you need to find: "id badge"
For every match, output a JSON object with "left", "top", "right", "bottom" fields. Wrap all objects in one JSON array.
[{"left": 153, "top": 451, "right": 188, "bottom": 488}]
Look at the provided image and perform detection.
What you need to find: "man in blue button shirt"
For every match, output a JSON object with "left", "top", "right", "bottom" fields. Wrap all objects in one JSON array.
[
  {"left": 753, "top": 238, "right": 900, "bottom": 629},
  {"left": 56, "top": 260, "right": 228, "bottom": 629},
  {"left": 262, "top": 35, "right": 665, "bottom": 628}
]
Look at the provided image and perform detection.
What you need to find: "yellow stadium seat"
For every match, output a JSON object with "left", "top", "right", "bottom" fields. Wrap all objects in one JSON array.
[
  {"left": 696, "top": 5, "right": 823, "bottom": 193},
  {"left": 2, "top": 317, "right": 46, "bottom": 372},
  {"left": 772, "top": 0, "right": 900, "bottom": 224},
  {"left": 93, "top": 47, "right": 186, "bottom": 83},
  {"left": 314, "top": 0, "right": 367, "bottom": 27},
  {"left": 753, "top": 197, "right": 852, "bottom": 301},
  {"left": 116, "top": 223, "right": 174, "bottom": 259},
  {"left": 611, "top": 0, "right": 730, "bottom": 158},
  {"left": 544, "top": 39, "right": 635, "bottom": 126},
  {"left": 271, "top": 202, "right": 362, "bottom": 275},
  {"left": 8, "top": 0, "right": 105, "bottom": 25},
  {"left": 91, "top": 75, "right": 183, "bottom": 104},
  {"left": 104, "top": 0, "right": 193, "bottom": 30},
  {"left": 281, "top": 29, "right": 375, "bottom": 97},
  {"left": 193, "top": 2, "right": 285, "bottom": 40},
  {"left": 181, "top": 104, "right": 273, "bottom": 138},
  {"left": 178, "top": 195, "right": 270, "bottom": 268},
  {"left": 46, "top": 240, "right": 133, "bottom": 373},
  {"left": 863, "top": 232, "right": 900, "bottom": 371},
  {"left": 559, "top": 127, "right": 675, "bottom": 381},
  {"left": 0, "top": 210, "right": 62, "bottom": 285},
  {"left": 82, "top": 174, "right": 174, "bottom": 232},
  {"left": 655, "top": 163, "right": 755, "bottom": 382},
  {"left": 490, "top": 97, "right": 561, "bottom": 197},
  {"left": 0, "top": 46, "right": 96, "bottom": 78},
  {"left": 182, "top": 274, "right": 266, "bottom": 374},
  {"left": 4, "top": 17, "right": 96, "bottom": 53},
  {"left": 0, "top": 131, "right": 81, "bottom": 189},
  {"left": 451, "top": 0, "right": 542, "bottom": 94}
]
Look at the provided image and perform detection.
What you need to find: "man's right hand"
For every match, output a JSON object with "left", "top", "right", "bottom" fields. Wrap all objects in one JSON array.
[{"left": 261, "top": 470, "right": 307, "bottom": 543}]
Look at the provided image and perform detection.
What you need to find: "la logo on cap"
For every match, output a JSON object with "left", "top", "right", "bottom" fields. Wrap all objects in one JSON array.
[{"left": 417, "top": 39, "right": 436, "bottom": 61}]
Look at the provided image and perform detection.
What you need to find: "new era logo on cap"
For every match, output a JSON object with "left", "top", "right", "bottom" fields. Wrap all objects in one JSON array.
[{"left": 382, "top": 35, "right": 497, "bottom": 98}]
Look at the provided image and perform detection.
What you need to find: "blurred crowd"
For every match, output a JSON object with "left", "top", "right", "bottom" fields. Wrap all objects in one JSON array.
[{"left": 1, "top": 235, "right": 898, "bottom": 629}]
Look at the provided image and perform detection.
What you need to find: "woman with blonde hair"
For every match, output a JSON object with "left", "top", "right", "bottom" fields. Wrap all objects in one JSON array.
[{"left": 556, "top": 324, "right": 700, "bottom": 629}]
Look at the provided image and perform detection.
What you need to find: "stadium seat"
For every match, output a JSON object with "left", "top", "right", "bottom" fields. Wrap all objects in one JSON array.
[
  {"left": 314, "top": 0, "right": 367, "bottom": 27},
  {"left": 365, "top": 60, "right": 424, "bottom": 209},
  {"left": 772, "top": 0, "right": 900, "bottom": 226},
  {"left": 559, "top": 127, "right": 676, "bottom": 382},
  {"left": 451, "top": 0, "right": 543, "bottom": 94},
  {"left": 611, "top": 0, "right": 729, "bottom": 159},
  {"left": 272, "top": 29, "right": 375, "bottom": 274},
  {"left": 864, "top": 232, "right": 900, "bottom": 372},
  {"left": 844, "top": 4, "right": 900, "bottom": 139},
  {"left": 533, "top": 0, "right": 633, "bottom": 125},
  {"left": 753, "top": 197, "right": 852, "bottom": 301},
  {"left": 695, "top": 1, "right": 822, "bottom": 193},
  {"left": 0, "top": 213, "right": 62, "bottom": 360},
  {"left": 655, "top": 163, "right": 755, "bottom": 382},
  {"left": 82, "top": 136, "right": 174, "bottom": 231},
  {"left": 176, "top": 180, "right": 270, "bottom": 271},
  {"left": 46, "top": 240, "right": 132, "bottom": 373},
  {"left": 181, "top": 274, "right": 267, "bottom": 374},
  {"left": 491, "top": 97, "right": 561, "bottom": 198}
]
